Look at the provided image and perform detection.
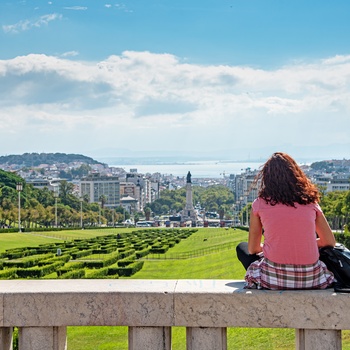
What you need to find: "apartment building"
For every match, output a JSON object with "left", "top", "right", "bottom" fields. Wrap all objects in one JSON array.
[
  {"left": 326, "top": 175, "right": 350, "bottom": 193},
  {"left": 234, "top": 169, "right": 259, "bottom": 207},
  {"left": 80, "top": 173, "right": 120, "bottom": 208}
]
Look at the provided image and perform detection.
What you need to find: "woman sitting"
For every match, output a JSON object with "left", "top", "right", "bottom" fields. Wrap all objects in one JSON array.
[{"left": 236, "top": 152, "right": 335, "bottom": 290}]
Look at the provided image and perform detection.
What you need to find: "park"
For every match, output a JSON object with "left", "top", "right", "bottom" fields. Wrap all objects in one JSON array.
[{"left": 1, "top": 226, "right": 350, "bottom": 349}]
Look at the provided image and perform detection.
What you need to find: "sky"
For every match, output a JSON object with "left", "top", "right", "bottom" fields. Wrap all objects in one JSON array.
[{"left": 1, "top": 0, "right": 350, "bottom": 164}]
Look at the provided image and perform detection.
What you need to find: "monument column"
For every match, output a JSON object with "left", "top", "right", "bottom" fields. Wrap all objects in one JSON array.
[{"left": 182, "top": 172, "right": 197, "bottom": 224}]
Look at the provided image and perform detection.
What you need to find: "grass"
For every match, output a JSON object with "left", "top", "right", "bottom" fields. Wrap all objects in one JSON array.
[
  {"left": 2, "top": 227, "right": 350, "bottom": 349},
  {"left": 0, "top": 232, "right": 65, "bottom": 253},
  {"left": 0, "top": 228, "right": 137, "bottom": 253}
]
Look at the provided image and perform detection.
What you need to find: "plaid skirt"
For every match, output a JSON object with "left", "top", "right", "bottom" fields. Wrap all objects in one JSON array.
[{"left": 245, "top": 257, "right": 334, "bottom": 290}]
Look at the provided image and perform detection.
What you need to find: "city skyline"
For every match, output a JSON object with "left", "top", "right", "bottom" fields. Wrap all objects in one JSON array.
[{"left": 1, "top": 1, "right": 349, "bottom": 162}]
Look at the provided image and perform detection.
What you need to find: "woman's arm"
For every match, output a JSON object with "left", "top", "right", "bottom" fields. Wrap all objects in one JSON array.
[
  {"left": 248, "top": 208, "right": 263, "bottom": 254},
  {"left": 316, "top": 212, "right": 336, "bottom": 248}
]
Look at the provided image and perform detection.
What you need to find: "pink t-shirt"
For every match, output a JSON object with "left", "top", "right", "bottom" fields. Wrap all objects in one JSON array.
[{"left": 252, "top": 197, "right": 322, "bottom": 265}]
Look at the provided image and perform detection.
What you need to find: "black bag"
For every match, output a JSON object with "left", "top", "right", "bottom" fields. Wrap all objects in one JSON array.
[{"left": 319, "top": 243, "right": 350, "bottom": 292}]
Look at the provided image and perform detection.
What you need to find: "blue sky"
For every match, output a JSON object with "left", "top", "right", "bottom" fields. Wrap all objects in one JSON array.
[{"left": 1, "top": 0, "right": 350, "bottom": 162}]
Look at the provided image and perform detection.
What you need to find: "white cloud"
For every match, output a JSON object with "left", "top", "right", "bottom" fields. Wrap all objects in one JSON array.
[
  {"left": 2, "top": 13, "right": 62, "bottom": 33},
  {"left": 114, "top": 3, "right": 132, "bottom": 12},
  {"left": 61, "top": 51, "right": 79, "bottom": 57},
  {"left": 0, "top": 52, "right": 349, "bottom": 157},
  {"left": 63, "top": 6, "right": 88, "bottom": 11}
]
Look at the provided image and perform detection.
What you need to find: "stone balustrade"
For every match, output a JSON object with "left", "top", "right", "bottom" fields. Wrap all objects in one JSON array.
[{"left": 0, "top": 279, "right": 348, "bottom": 350}]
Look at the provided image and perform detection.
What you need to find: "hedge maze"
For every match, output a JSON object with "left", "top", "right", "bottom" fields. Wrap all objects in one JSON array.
[{"left": 0, "top": 229, "right": 197, "bottom": 279}]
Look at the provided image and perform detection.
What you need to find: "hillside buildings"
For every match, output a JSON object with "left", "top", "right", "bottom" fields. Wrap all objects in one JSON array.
[
  {"left": 1, "top": 156, "right": 349, "bottom": 216},
  {"left": 78, "top": 171, "right": 161, "bottom": 213}
]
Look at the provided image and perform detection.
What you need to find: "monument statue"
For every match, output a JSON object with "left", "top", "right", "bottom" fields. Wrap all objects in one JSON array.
[{"left": 186, "top": 171, "right": 192, "bottom": 183}]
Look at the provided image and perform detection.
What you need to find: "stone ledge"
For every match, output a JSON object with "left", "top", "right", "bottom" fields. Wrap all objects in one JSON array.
[{"left": 0, "top": 279, "right": 349, "bottom": 330}]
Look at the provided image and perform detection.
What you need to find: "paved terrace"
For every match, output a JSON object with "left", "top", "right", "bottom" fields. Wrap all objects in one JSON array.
[{"left": 0, "top": 279, "right": 348, "bottom": 350}]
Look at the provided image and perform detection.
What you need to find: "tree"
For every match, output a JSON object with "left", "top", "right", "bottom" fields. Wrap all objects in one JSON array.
[
  {"left": 320, "top": 190, "right": 350, "bottom": 230},
  {"left": 59, "top": 180, "right": 75, "bottom": 205},
  {"left": 99, "top": 195, "right": 107, "bottom": 209},
  {"left": 144, "top": 206, "right": 151, "bottom": 221},
  {"left": 134, "top": 212, "right": 140, "bottom": 224}
]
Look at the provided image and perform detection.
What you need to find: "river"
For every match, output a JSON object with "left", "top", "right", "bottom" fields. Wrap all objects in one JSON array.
[{"left": 109, "top": 160, "right": 264, "bottom": 178}]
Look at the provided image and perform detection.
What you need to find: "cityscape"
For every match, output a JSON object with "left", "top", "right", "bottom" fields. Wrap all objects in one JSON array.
[
  {"left": 1, "top": 153, "right": 349, "bottom": 227},
  {"left": 1, "top": 1, "right": 350, "bottom": 349}
]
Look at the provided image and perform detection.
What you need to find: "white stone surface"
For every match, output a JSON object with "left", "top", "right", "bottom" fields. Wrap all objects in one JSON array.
[
  {"left": 0, "top": 294, "right": 3, "bottom": 327},
  {"left": 129, "top": 326, "right": 171, "bottom": 350},
  {"left": 18, "top": 326, "right": 67, "bottom": 350},
  {"left": 296, "top": 329, "right": 342, "bottom": 350},
  {"left": 1, "top": 280, "right": 175, "bottom": 327},
  {"left": 174, "top": 280, "right": 350, "bottom": 329},
  {"left": 0, "top": 279, "right": 350, "bottom": 331},
  {"left": 0, "top": 327, "right": 13, "bottom": 350},
  {"left": 187, "top": 327, "right": 227, "bottom": 350}
]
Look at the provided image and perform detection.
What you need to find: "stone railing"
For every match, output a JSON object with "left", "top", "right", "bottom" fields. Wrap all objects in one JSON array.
[{"left": 0, "top": 279, "right": 349, "bottom": 350}]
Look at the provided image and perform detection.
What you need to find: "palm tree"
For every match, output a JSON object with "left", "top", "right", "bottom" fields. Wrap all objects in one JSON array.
[
  {"left": 59, "top": 180, "right": 75, "bottom": 206},
  {"left": 99, "top": 195, "right": 107, "bottom": 209},
  {"left": 144, "top": 206, "right": 151, "bottom": 221}
]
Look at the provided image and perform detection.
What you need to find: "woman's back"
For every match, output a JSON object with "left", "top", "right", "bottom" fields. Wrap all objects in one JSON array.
[
  {"left": 236, "top": 152, "right": 336, "bottom": 290},
  {"left": 252, "top": 198, "right": 321, "bottom": 264}
]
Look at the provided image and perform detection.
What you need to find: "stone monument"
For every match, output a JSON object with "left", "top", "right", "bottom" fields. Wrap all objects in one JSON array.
[{"left": 181, "top": 171, "right": 197, "bottom": 224}]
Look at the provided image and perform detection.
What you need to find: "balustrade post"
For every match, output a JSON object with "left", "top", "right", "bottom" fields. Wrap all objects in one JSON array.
[
  {"left": 128, "top": 326, "right": 171, "bottom": 350},
  {"left": 18, "top": 326, "right": 67, "bottom": 350},
  {"left": 186, "top": 327, "right": 227, "bottom": 350},
  {"left": 0, "top": 327, "right": 13, "bottom": 350},
  {"left": 296, "top": 329, "right": 341, "bottom": 350}
]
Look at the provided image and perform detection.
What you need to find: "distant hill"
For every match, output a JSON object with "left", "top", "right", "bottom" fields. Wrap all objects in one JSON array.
[
  {"left": 310, "top": 159, "right": 350, "bottom": 172},
  {"left": 0, "top": 153, "right": 104, "bottom": 167}
]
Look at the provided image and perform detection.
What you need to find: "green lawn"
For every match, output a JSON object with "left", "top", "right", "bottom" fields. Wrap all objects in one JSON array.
[
  {"left": 2, "top": 227, "right": 350, "bottom": 349},
  {"left": 0, "top": 228, "right": 136, "bottom": 253}
]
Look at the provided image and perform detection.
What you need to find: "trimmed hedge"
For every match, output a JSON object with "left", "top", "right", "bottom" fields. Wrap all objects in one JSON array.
[
  {"left": 136, "top": 248, "right": 151, "bottom": 258},
  {"left": 71, "top": 249, "right": 94, "bottom": 259},
  {"left": 116, "top": 261, "right": 144, "bottom": 277},
  {"left": 16, "top": 261, "right": 64, "bottom": 278},
  {"left": 117, "top": 255, "right": 136, "bottom": 267},
  {"left": 92, "top": 247, "right": 115, "bottom": 254},
  {"left": 0, "top": 268, "right": 17, "bottom": 279},
  {"left": 118, "top": 248, "right": 135, "bottom": 259},
  {"left": 83, "top": 252, "right": 120, "bottom": 269},
  {"left": 57, "top": 262, "right": 85, "bottom": 276},
  {"left": 38, "top": 254, "right": 71, "bottom": 266},
  {"left": 0, "top": 228, "right": 196, "bottom": 280},
  {"left": 59, "top": 269, "right": 85, "bottom": 279},
  {"left": 3, "top": 253, "right": 54, "bottom": 268},
  {"left": 84, "top": 267, "right": 110, "bottom": 279},
  {"left": 150, "top": 245, "right": 169, "bottom": 254}
]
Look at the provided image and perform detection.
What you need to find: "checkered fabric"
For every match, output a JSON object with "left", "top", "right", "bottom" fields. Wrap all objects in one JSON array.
[{"left": 245, "top": 257, "right": 334, "bottom": 290}]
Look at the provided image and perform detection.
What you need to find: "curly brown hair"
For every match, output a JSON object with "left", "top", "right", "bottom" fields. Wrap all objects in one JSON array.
[{"left": 256, "top": 152, "right": 320, "bottom": 206}]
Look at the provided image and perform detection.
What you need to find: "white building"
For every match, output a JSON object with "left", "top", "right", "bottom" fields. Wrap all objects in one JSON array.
[
  {"left": 326, "top": 175, "right": 350, "bottom": 193},
  {"left": 234, "top": 169, "right": 259, "bottom": 207},
  {"left": 80, "top": 174, "right": 120, "bottom": 208}
]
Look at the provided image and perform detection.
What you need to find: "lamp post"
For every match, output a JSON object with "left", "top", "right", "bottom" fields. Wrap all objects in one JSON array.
[
  {"left": 16, "top": 183, "right": 23, "bottom": 233},
  {"left": 80, "top": 197, "right": 83, "bottom": 229},
  {"left": 98, "top": 202, "right": 101, "bottom": 227},
  {"left": 54, "top": 190, "right": 59, "bottom": 228},
  {"left": 244, "top": 191, "right": 249, "bottom": 226},
  {"left": 246, "top": 204, "right": 249, "bottom": 227}
]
